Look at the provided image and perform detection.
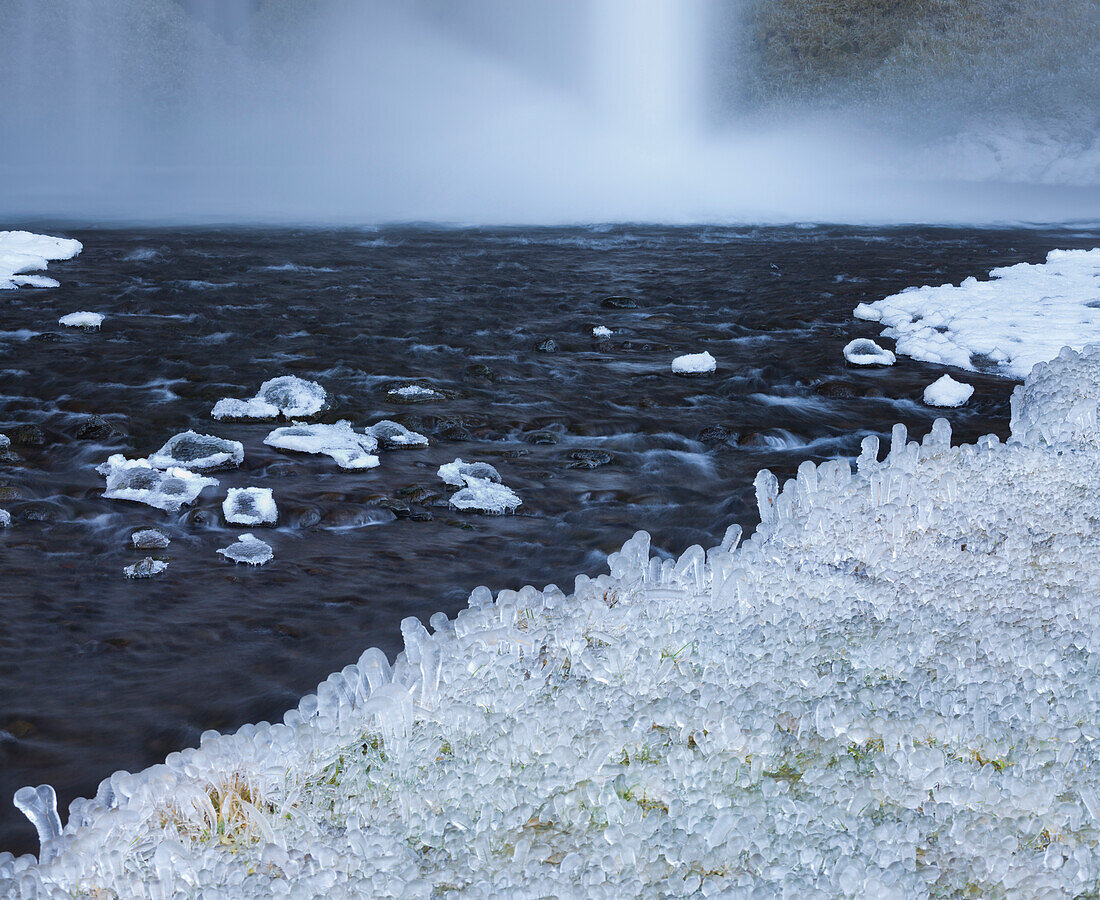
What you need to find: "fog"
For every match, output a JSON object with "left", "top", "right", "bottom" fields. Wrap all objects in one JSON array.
[{"left": 0, "top": 0, "right": 1097, "bottom": 225}]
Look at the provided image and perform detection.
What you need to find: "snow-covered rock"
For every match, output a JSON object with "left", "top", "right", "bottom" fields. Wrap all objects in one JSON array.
[
  {"left": 438, "top": 458, "right": 520, "bottom": 514},
  {"left": 212, "top": 376, "right": 327, "bottom": 420},
  {"left": 131, "top": 529, "right": 170, "bottom": 549},
  {"left": 97, "top": 455, "right": 218, "bottom": 512},
  {"left": 0, "top": 231, "right": 82, "bottom": 290},
  {"left": 217, "top": 534, "right": 273, "bottom": 566},
  {"left": 0, "top": 509, "right": 10, "bottom": 528},
  {"left": 264, "top": 421, "right": 379, "bottom": 470},
  {"left": 222, "top": 487, "right": 277, "bottom": 526},
  {"left": 387, "top": 384, "right": 443, "bottom": 402},
  {"left": 854, "top": 248, "right": 1100, "bottom": 378},
  {"left": 437, "top": 458, "right": 502, "bottom": 487},
  {"left": 592, "top": 325, "right": 613, "bottom": 338},
  {"left": 149, "top": 431, "right": 244, "bottom": 471},
  {"left": 366, "top": 420, "right": 429, "bottom": 449},
  {"left": 57, "top": 312, "right": 103, "bottom": 329},
  {"left": 124, "top": 558, "right": 168, "bottom": 579},
  {"left": 671, "top": 351, "right": 716, "bottom": 375},
  {"left": 843, "top": 338, "right": 896, "bottom": 366},
  {"left": 923, "top": 374, "right": 975, "bottom": 407}
]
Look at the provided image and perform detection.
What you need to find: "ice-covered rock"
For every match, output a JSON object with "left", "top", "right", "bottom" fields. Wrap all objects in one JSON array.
[
  {"left": 592, "top": 325, "right": 613, "bottom": 338},
  {"left": 58, "top": 312, "right": 104, "bottom": 329},
  {"left": 0, "top": 509, "right": 10, "bottom": 528},
  {"left": 222, "top": 487, "right": 278, "bottom": 526},
  {"left": 97, "top": 455, "right": 218, "bottom": 512},
  {"left": 387, "top": 384, "right": 443, "bottom": 402},
  {"left": 854, "top": 248, "right": 1100, "bottom": 378},
  {"left": 437, "top": 458, "right": 501, "bottom": 487},
  {"left": 671, "top": 350, "right": 716, "bottom": 374},
  {"left": 0, "top": 231, "right": 82, "bottom": 290},
  {"left": 124, "top": 558, "right": 168, "bottom": 579},
  {"left": 212, "top": 376, "right": 327, "bottom": 420},
  {"left": 131, "top": 528, "right": 170, "bottom": 549},
  {"left": 843, "top": 337, "right": 895, "bottom": 366},
  {"left": 264, "top": 421, "right": 379, "bottom": 469},
  {"left": 437, "top": 458, "right": 520, "bottom": 514},
  {"left": 366, "top": 420, "right": 429, "bottom": 449},
  {"left": 149, "top": 431, "right": 244, "bottom": 471},
  {"left": 217, "top": 534, "right": 273, "bottom": 566},
  {"left": 923, "top": 373, "right": 975, "bottom": 407}
]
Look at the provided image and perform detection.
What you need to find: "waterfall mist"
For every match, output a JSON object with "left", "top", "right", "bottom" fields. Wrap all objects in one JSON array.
[{"left": 0, "top": 0, "right": 1096, "bottom": 224}]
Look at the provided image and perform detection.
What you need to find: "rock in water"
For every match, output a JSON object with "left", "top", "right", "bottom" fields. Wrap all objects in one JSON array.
[
  {"left": 124, "top": 557, "right": 168, "bottom": 579},
  {"left": 923, "top": 374, "right": 975, "bottom": 407},
  {"left": 592, "top": 325, "right": 613, "bottom": 339},
  {"left": 387, "top": 384, "right": 443, "bottom": 403},
  {"left": 366, "top": 420, "right": 429, "bottom": 449},
  {"left": 58, "top": 312, "right": 104, "bottom": 329},
  {"left": 534, "top": 338, "right": 558, "bottom": 352},
  {"left": 437, "top": 458, "right": 520, "bottom": 514},
  {"left": 0, "top": 509, "right": 10, "bottom": 528},
  {"left": 131, "top": 529, "right": 170, "bottom": 549},
  {"left": 149, "top": 431, "right": 244, "bottom": 471},
  {"left": 437, "top": 458, "right": 502, "bottom": 486},
  {"left": 223, "top": 487, "right": 278, "bottom": 526},
  {"left": 212, "top": 376, "right": 327, "bottom": 420},
  {"left": 217, "top": 534, "right": 274, "bottom": 566},
  {"left": 97, "top": 455, "right": 218, "bottom": 512},
  {"left": 843, "top": 338, "right": 895, "bottom": 366},
  {"left": 671, "top": 351, "right": 717, "bottom": 375},
  {"left": 264, "top": 421, "right": 380, "bottom": 469}
]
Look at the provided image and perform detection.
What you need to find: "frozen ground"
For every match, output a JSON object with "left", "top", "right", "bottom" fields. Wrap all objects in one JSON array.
[
  {"left": 7, "top": 337, "right": 1100, "bottom": 896},
  {"left": 0, "top": 231, "right": 82, "bottom": 290}
]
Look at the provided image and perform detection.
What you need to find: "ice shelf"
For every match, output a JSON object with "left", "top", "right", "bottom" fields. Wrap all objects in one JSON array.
[{"left": 10, "top": 345, "right": 1100, "bottom": 897}]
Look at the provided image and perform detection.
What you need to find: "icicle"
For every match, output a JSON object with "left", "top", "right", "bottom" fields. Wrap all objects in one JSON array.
[{"left": 13, "top": 785, "right": 62, "bottom": 864}]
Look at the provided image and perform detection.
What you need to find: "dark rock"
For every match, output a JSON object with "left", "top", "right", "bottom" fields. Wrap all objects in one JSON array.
[
  {"left": 18, "top": 501, "right": 62, "bottom": 522},
  {"left": 738, "top": 432, "right": 773, "bottom": 448},
  {"left": 379, "top": 499, "right": 412, "bottom": 518},
  {"left": 409, "top": 509, "right": 434, "bottom": 522},
  {"left": 601, "top": 296, "right": 638, "bottom": 309},
  {"left": 811, "top": 381, "right": 856, "bottom": 399},
  {"left": 619, "top": 341, "right": 672, "bottom": 352},
  {"left": 75, "top": 415, "right": 120, "bottom": 441},
  {"left": 698, "top": 425, "right": 735, "bottom": 445},
  {"left": 568, "top": 449, "right": 614, "bottom": 469},
  {"left": 185, "top": 508, "right": 213, "bottom": 527},
  {"left": 400, "top": 486, "right": 443, "bottom": 504},
  {"left": 439, "top": 425, "right": 472, "bottom": 441},
  {"left": 463, "top": 363, "right": 497, "bottom": 381},
  {"left": 525, "top": 430, "right": 559, "bottom": 445},
  {"left": 30, "top": 332, "right": 61, "bottom": 343},
  {"left": 8, "top": 424, "right": 45, "bottom": 446},
  {"left": 534, "top": 339, "right": 558, "bottom": 352}
]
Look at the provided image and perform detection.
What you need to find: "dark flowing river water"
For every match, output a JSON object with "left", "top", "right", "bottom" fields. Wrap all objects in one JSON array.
[{"left": 1, "top": 223, "right": 1096, "bottom": 853}]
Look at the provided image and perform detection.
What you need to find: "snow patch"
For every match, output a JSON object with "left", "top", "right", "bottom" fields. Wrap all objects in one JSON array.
[
  {"left": 0, "top": 231, "right": 82, "bottom": 290},
  {"left": 923, "top": 374, "right": 975, "bottom": 407},
  {"left": 671, "top": 351, "right": 716, "bottom": 375},
  {"left": 58, "top": 312, "right": 103, "bottom": 329}
]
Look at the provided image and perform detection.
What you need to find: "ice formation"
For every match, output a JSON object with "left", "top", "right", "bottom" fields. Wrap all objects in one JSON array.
[
  {"left": 217, "top": 534, "right": 274, "bottom": 566},
  {"left": 670, "top": 351, "right": 716, "bottom": 375},
  {"left": 57, "top": 312, "right": 103, "bottom": 330},
  {"left": 842, "top": 337, "right": 895, "bottom": 366},
  {"left": 923, "top": 374, "right": 975, "bottom": 407},
  {"left": 148, "top": 431, "right": 244, "bottom": 471},
  {"left": 0, "top": 231, "right": 82, "bottom": 290},
  {"left": 0, "top": 509, "right": 10, "bottom": 528},
  {"left": 15, "top": 345, "right": 1100, "bottom": 897},
  {"left": 854, "top": 248, "right": 1100, "bottom": 378},
  {"left": 264, "top": 421, "right": 380, "bottom": 470},
  {"left": 387, "top": 384, "right": 443, "bottom": 402},
  {"left": 212, "top": 376, "right": 327, "bottom": 420},
  {"left": 131, "top": 529, "right": 170, "bottom": 550},
  {"left": 438, "top": 458, "right": 521, "bottom": 514},
  {"left": 222, "top": 487, "right": 278, "bottom": 527},
  {"left": 124, "top": 558, "right": 168, "bottom": 579},
  {"left": 96, "top": 456, "right": 218, "bottom": 513},
  {"left": 592, "top": 325, "right": 613, "bottom": 338},
  {"left": 366, "top": 420, "right": 429, "bottom": 449}
]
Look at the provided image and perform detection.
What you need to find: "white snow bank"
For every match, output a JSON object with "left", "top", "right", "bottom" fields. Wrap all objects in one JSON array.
[
  {"left": 217, "top": 534, "right": 274, "bottom": 566},
  {"left": 212, "top": 376, "right": 327, "bottom": 420},
  {"left": 57, "top": 312, "right": 103, "bottom": 329},
  {"left": 843, "top": 337, "right": 895, "bottom": 366},
  {"left": 855, "top": 248, "right": 1100, "bottom": 378},
  {"left": 0, "top": 231, "right": 82, "bottom": 290},
  {"left": 671, "top": 351, "right": 716, "bottom": 375},
  {"left": 923, "top": 374, "right": 975, "bottom": 407},
  {"left": 16, "top": 346, "right": 1100, "bottom": 897},
  {"left": 222, "top": 487, "right": 278, "bottom": 527},
  {"left": 264, "top": 421, "right": 380, "bottom": 470},
  {"left": 96, "top": 456, "right": 218, "bottom": 513}
]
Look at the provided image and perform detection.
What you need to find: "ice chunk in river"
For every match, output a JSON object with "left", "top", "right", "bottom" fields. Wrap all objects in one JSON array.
[
  {"left": 58, "top": 312, "right": 104, "bottom": 329},
  {"left": 923, "top": 374, "right": 975, "bottom": 407},
  {"left": 124, "top": 557, "right": 167, "bottom": 579},
  {"left": 366, "top": 419, "right": 429, "bottom": 449},
  {"left": 671, "top": 351, "right": 716, "bottom": 375},
  {"left": 593, "top": 325, "right": 613, "bottom": 338},
  {"left": 149, "top": 431, "right": 243, "bottom": 471},
  {"left": 131, "top": 528, "right": 170, "bottom": 549},
  {"left": 387, "top": 384, "right": 443, "bottom": 402},
  {"left": 437, "top": 458, "right": 520, "bottom": 514},
  {"left": 223, "top": 487, "right": 277, "bottom": 526},
  {"left": 97, "top": 455, "right": 218, "bottom": 512},
  {"left": 264, "top": 421, "right": 379, "bottom": 469},
  {"left": 0, "top": 509, "right": 10, "bottom": 528},
  {"left": 843, "top": 338, "right": 895, "bottom": 366},
  {"left": 217, "top": 534, "right": 273, "bottom": 566},
  {"left": 212, "top": 376, "right": 326, "bottom": 420}
]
